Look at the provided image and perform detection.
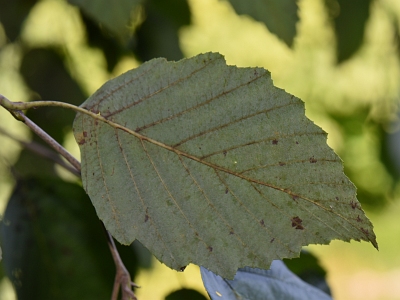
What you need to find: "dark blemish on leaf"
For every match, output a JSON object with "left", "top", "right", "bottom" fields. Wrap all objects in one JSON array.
[
  {"left": 350, "top": 201, "right": 358, "bottom": 209},
  {"left": 291, "top": 195, "right": 299, "bottom": 201},
  {"left": 361, "top": 228, "right": 369, "bottom": 235},
  {"left": 223, "top": 150, "right": 227, "bottom": 157},
  {"left": 78, "top": 138, "right": 86, "bottom": 145},
  {"left": 279, "top": 162, "right": 286, "bottom": 166},
  {"left": 225, "top": 188, "right": 228, "bottom": 194},
  {"left": 356, "top": 215, "right": 362, "bottom": 222},
  {"left": 272, "top": 139, "right": 278, "bottom": 145},
  {"left": 92, "top": 173, "right": 95, "bottom": 176},
  {"left": 195, "top": 232, "right": 199, "bottom": 236},
  {"left": 135, "top": 127, "right": 141, "bottom": 132},
  {"left": 270, "top": 238, "right": 275, "bottom": 243},
  {"left": 335, "top": 197, "right": 339, "bottom": 201},
  {"left": 179, "top": 266, "right": 187, "bottom": 272},
  {"left": 229, "top": 230, "right": 234, "bottom": 235},
  {"left": 291, "top": 216, "right": 304, "bottom": 230},
  {"left": 144, "top": 214, "right": 149, "bottom": 222},
  {"left": 309, "top": 157, "right": 317, "bottom": 163},
  {"left": 296, "top": 141, "right": 299, "bottom": 144},
  {"left": 207, "top": 246, "right": 213, "bottom": 252},
  {"left": 83, "top": 131, "right": 87, "bottom": 137},
  {"left": 260, "top": 219, "right": 265, "bottom": 227}
]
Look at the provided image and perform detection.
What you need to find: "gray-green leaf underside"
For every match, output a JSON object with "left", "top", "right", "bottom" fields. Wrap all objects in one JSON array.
[{"left": 73, "top": 52, "right": 377, "bottom": 279}]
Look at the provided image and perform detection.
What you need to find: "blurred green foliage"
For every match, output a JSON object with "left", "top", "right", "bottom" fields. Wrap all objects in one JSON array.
[
  {"left": 0, "top": 0, "right": 400, "bottom": 299},
  {"left": 1, "top": 178, "right": 140, "bottom": 299}
]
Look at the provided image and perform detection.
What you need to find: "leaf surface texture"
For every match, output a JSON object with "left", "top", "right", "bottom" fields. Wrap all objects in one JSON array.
[{"left": 73, "top": 52, "right": 377, "bottom": 278}]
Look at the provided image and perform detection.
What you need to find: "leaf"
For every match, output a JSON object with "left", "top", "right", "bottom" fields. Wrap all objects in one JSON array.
[
  {"left": 200, "top": 261, "right": 332, "bottom": 300},
  {"left": 226, "top": 0, "right": 298, "bottom": 46},
  {"left": 0, "top": 178, "right": 139, "bottom": 299},
  {"left": 134, "top": 0, "right": 191, "bottom": 61},
  {"left": 0, "top": 0, "right": 38, "bottom": 41},
  {"left": 324, "top": 0, "right": 372, "bottom": 63},
  {"left": 165, "top": 288, "right": 208, "bottom": 300},
  {"left": 67, "top": 0, "right": 143, "bottom": 41},
  {"left": 73, "top": 52, "right": 377, "bottom": 279},
  {"left": 284, "top": 250, "right": 331, "bottom": 295},
  {"left": 15, "top": 48, "right": 86, "bottom": 178}
]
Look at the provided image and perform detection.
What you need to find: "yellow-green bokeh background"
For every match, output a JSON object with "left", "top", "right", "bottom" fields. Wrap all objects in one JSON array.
[{"left": 1, "top": 0, "right": 400, "bottom": 299}]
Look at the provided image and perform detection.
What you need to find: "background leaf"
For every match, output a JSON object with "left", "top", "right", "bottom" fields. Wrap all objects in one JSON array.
[
  {"left": 133, "top": 0, "right": 191, "bottom": 61},
  {"left": 200, "top": 261, "right": 332, "bottom": 300},
  {"left": 73, "top": 52, "right": 377, "bottom": 279},
  {"left": 67, "top": 0, "right": 143, "bottom": 42},
  {"left": 284, "top": 250, "right": 331, "bottom": 295},
  {"left": 0, "top": 178, "right": 139, "bottom": 299},
  {"left": 14, "top": 47, "right": 86, "bottom": 179},
  {"left": 0, "top": 0, "right": 38, "bottom": 41},
  {"left": 226, "top": 0, "right": 298, "bottom": 46},
  {"left": 324, "top": 0, "right": 373, "bottom": 63},
  {"left": 165, "top": 288, "right": 208, "bottom": 300}
]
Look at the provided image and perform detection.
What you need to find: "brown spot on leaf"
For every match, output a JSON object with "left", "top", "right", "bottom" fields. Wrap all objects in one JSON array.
[
  {"left": 225, "top": 188, "right": 228, "bottom": 194},
  {"left": 296, "top": 141, "right": 299, "bottom": 144},
  {"left": 309, "top": 157, "right": 317, "bottom": 163},
  {"left": 350, "top": 201, "right": 358, "bottom": 209},
  {"left": 291, "top": 195, "right": 299, "bottom": 201},
  {"left": 279, "top": 162, "right": 286, "bottom": 166},
  {"left": 272, "top": 139, "right": 278, "bottom": 145},
  {"left": 135, "top": 127, "right": 141, "bottom": 132},
  {"left": 76, "top": 132, "right": 87, "bottom": 145},
  {"left": 229, "top": 230, "right": 234, "bottom": 235},
  {"left": 356, "top": 215, "right": 362, "bottom": 222},
  {"left": 144, "top": 214, "right": 149, "bottom": 222},
  {"left": 270, "top": 238, "right": 275, "bottom": 243},
  {"left": 260, "top": 219, "right": 265, "bottom": 227},
  {"left": 291, "top": 216, "right": 304, "bottom": 230},
  {"left": 223, "top": 150, "right": 227, "bottom": 157},
  {"left": 335, "top": 197, "right": 339, "bottom": 200},
  {"left": 207, "top": 246, "right": 213, "bottom": 252},
  {"left": 361, "top": 227, "right": 369, "bottom": 235}
]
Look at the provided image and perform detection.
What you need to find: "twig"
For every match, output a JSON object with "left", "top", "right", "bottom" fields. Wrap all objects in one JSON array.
[
  {"left": 103, "top": 224, "right": 139, "bottom": 300},
  {"left": 0, "top": 126, "right": 80, "bottom": 177},
  {"left": 0, "top": 94, "right": 138, "bottom": 300},
  {"left": 13, "top": 111, "right": 82, "bottom": 173}
]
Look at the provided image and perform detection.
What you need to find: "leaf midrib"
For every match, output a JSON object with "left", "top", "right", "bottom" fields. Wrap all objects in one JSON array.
[{"left": 83, "top": 112, "right": 373, "bottom": 245}]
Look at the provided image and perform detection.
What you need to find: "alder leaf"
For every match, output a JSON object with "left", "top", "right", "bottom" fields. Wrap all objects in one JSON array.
[{"left": 73, "top": 52, "right": 377, "bottom": 279}]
